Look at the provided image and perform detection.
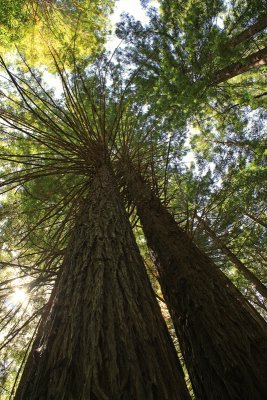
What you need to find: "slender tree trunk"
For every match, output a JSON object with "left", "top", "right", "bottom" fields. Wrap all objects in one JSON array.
[
  {"left": 15, "top": 162, "right": 190, "bottom": 400},
  {"left": 121, "top": 165, "right": 267, "bottom": 400},
  {"left": 196, "top": 215, "right": 267, "bottom": 299},
  {"left": 245, "top": 212, "right": 267, "bottom": 228},
  {"left": 228, "top": 14, "right": 267, "bottom": 47},
  {"left": 212, "top": 45, "right": 267, "bottom": 84}
]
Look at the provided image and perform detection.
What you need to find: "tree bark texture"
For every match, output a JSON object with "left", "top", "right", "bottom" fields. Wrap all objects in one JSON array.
[
  {"left": 197, "top": 215, "right": 267, "bottom": 300},
  {"left": 213, "top": 45, "right": 267, "bottom": 84},
  {"left": 122, "top": 167, "right": 267, "bottom": 400},
  {"left": 15, "top": 163, "right": 190, "bottom": 400}
]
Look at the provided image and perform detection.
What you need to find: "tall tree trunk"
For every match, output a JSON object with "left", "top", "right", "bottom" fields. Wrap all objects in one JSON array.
[
  {"left": 228, "top": 14, "right": 267, "bottom": 48},
  {"left": 196, "top": 215, "right": 267, "bottom": 299},
  {"left": 212, "top": 45, "right": 267, "bottom": 84},
  {"left": 15, "top": 162, "right": 190, "bottom": 400},
  {"left": 121, "top": 165, "right": 267, "bottom": 400}
]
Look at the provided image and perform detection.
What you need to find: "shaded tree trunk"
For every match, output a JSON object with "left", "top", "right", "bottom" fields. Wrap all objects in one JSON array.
[
  {"left": 196, "top": 215, "right": 267, "bottom": 300},
  {"left": 15, "top": 162, "right": 190, "bottom": 400},
  {"left": 121, "top": 165, "right": 267, "bottom": 400},
  {"left": 212, "top": 45, "right": 267, "bottom": 84}
]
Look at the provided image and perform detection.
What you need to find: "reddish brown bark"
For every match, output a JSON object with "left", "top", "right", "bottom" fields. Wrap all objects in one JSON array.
[
  {"left": 15, "top": 163, "right": 190, "bottom": 400},
  {"left": 229, "top": 15, "right": 267, "bottom": 48},
  {"left": 121, "top": 165, "right": 267, "bottom": 400},
  {"left": 213, "top": 45, "right": 267, "bottom": 84}
]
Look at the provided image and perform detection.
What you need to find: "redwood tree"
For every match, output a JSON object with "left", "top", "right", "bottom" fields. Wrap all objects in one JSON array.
[
  {"left": 14, "top": 158, "right": 190, "bottom": 400},
  {"left": 119, "top": 162, "right": 267, "bottom": 400},
  {"left": 0, "top": 58, "right": 190, "bottom": 400}
]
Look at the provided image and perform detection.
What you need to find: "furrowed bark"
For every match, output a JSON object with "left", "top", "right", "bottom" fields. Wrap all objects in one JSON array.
[
  {"left": 213, "top": 45, "right": 267, "bottom": 84},
  {"left": 121, "top": 165, "right": 267, "bottom": 400},
  {"left": 197, "top": 215, "right": 267, "bottom": 300},
  {"left": 15, "top": 162, "right": 190, "bottom": 400},
  {"left": 228, "top": 14, "right": 267, "bottom": 48}
]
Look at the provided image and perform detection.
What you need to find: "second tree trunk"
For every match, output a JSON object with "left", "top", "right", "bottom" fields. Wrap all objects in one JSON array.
[{"left": 122, "top": 166, "right": 267, "bottom": 400}]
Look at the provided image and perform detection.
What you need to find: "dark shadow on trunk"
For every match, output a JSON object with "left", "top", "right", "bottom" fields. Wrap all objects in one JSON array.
[
  {"left": 121, "top": 165, "right": 267, "bottom": 400},
  {"left": 15, "top": 162, "right": 190, "bottom": 400}
]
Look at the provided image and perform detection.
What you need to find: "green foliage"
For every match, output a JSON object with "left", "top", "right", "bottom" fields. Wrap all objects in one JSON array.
[
  {"left": 0, "top": 0, "right": 114, "bottom": 67},
  {"left": 0, "top": 1, "right": 32, "bottom": 46},
  {"left": 116, "top": 0, "right": 267, "bottom": 133},
  {"left": 164, "top": 106, "right": 267, "bottom": 312}
]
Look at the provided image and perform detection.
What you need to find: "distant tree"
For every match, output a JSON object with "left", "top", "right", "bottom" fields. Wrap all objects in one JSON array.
[
  {"left": 196, "top": 215, "right": 267, "bottom": 299},
  {"left": 116, "top": 1, "right": 267, "bottom": 128}
]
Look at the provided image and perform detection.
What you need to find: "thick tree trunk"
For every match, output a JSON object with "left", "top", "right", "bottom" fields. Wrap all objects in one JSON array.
[
  {"left": 15, "top": 163, "right": 190, "bottom": 400},
  {"left": 196, "top": 215, "right": 267, "bottom": 300},
  {"left": 212, "top": 45, "right": 267, "bottom": 84},
  {"left": 121, "top": 166, "right": 267, "bottom": 400},
  {"left": 228, "top": 14, "right": 267, "bottom": 48}
]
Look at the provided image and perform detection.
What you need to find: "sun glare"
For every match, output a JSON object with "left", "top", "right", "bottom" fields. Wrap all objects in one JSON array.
[{"left": 9, "top": 288, "right": 28, "bottom": 306}]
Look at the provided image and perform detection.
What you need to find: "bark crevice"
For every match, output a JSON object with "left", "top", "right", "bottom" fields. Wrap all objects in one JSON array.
[
  {"left": 15, "top": 162, "right": 190, "bottom": 400},
  {"left": 121, "top": 164, "right": 267, "bottom": 400}
]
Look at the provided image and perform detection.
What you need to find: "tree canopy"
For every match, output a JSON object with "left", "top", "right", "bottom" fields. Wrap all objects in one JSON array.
[{"left": 0, "top": 0, "right": 114, "bottom": 66}]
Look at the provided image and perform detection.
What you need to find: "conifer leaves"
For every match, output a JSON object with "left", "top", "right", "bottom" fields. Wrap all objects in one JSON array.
[{"left": 0, "top": 0, "right": 114, "bottom": 68}]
